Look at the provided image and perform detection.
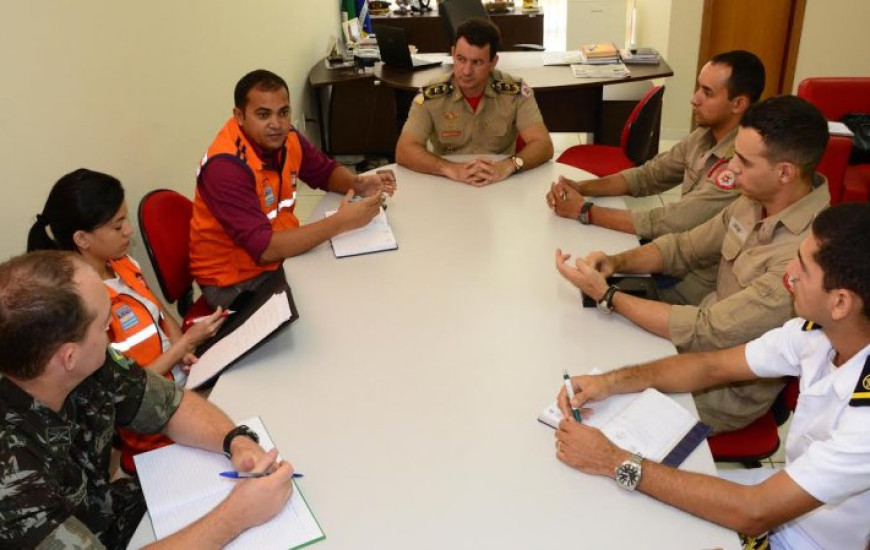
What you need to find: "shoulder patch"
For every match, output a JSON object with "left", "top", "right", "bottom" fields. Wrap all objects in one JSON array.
[
  {"left": 492, "top": 80, "right": 520, "bottom": 95},
  {"left": 801, "top": 320, "right": 822, "bottom": 331},
  {"left": 422, "top": 82, "right": 453, "bottom": 100},
  {"left": 108, "top": 346, "right": 135, "bottom": 370},
  {"left": 413, "top": 93, "right": 424, "bottom": 105},
  {"left": 849, "top": 356, "right": 870, "bottom": 407}
]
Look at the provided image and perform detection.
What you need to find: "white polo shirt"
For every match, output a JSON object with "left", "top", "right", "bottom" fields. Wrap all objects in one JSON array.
[{"left": 745, "top": 317, "right": 870, "bottom": 550}]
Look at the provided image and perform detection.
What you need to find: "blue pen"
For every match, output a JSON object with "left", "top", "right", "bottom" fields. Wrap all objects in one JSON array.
[
  {"left": 562, "top": 370, "right": 583, "bottom": 422},
  {"left": 220, "top": 471, "right": 304, "bottom": 479}
]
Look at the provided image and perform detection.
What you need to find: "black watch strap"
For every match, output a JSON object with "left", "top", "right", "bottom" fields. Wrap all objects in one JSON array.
[
  {"left": 223, "top": 425, "right": 260, "bottom": 458},
  {"left": 578, "top": 201, "right": 594, "bottom": 225}
]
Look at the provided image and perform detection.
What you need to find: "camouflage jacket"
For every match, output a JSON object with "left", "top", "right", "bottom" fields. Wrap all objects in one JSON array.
[{"left": 0, "top": 349, "right": 182, "bottom": 549}]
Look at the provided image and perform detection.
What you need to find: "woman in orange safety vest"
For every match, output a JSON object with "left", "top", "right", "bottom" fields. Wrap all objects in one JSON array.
[{"left": 28, "top": 168, "right": 226, "bottom": 473}]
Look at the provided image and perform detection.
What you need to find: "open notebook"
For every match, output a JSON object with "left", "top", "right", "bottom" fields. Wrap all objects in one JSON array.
[
  {"left": 539, "top": 388, "right": 710, "bottom": 467},
  {"left": 325, "top": 208, "right": 397, "bottom": 258},
  {"left": 135, "top": 417, "right": 324, "bottom": 550},
  {"left": 186, "top": 272, "right": 298, "bottom": 390}
]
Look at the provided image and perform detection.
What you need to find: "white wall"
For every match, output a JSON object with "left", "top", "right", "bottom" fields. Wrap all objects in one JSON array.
[
  {"left": 792, "top": 0, "right": 870, "bottom": 89},
  {"left": 0, "top": 1, "right": 338, "bottom": 265}
]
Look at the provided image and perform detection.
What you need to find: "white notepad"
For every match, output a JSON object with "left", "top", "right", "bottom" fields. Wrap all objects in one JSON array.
[
  {"left": 325, "top": 208, "right": 398, "bottom": 258},
  {"left": 134, "top": 417, "right": 324, "bottom": 550},
  {"left": 185, "top": 291, "right": 293, "bottom": 390},
  {"left": 539, "top": 388, "right": 710, "bottom": 467}
]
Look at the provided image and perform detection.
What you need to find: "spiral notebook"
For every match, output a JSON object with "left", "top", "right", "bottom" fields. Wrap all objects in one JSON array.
[
  {"left": 135, "top": 417, "right": 324, "bottom": 550},
  {"left": 539, "top": 387, "right": 710, "bottom": 467}
]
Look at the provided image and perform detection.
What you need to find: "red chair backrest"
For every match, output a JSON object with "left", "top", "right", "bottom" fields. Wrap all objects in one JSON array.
[
  {"left": 138, "top": 189, "right": 195, "bottom": 305},
  {"left": 621, "top": 85, "right": 665, "bottom": 165},
  {"left": 797, "top": 77, "right": 870, "bottom": 121}
]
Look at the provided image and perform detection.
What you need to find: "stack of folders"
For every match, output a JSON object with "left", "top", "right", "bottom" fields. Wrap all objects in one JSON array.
[
  {"left": 539, "top": 387, "right": 711, "bottom": 467},
  {"left": 620, "top": 47, "right": 661, "bottom": 65},
  {"left": 579, "top": 43, "right": 620, "bottom": 65}
]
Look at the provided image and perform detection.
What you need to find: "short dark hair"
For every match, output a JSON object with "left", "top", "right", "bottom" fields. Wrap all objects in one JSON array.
[
  {"left": 710, "top": 50, "right": 766, "bottom": 104},
  {"left": 812, "top": 203, "right": 870, "bottom": 320},
  {"left": 454, "top": 17, "right": 500, "bottom": 60},
  {"left": 27, "top": 168, "right": 125, "bottom": 253},
  {"left": 234, "top": 69, "right": 290, "bottom": 110},
  {"left": 0, "top": 252, "right": 94, "bottom": 380},
  {"left": 740, "top": 95, "right": 828, "bottom": 178}
]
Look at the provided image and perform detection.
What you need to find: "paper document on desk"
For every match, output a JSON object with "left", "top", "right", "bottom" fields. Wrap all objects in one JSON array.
[
  {"left": 135, "top": 417, "right": 325, "bottom": 550},
  {"left": 542, "top": 51, "right": 583, "bottom": 66},
  {"left": 539, "top": 388, "right": 710, "bottom": 467},
  {"left": 325, "top": 207, "right": 398, "bottom": 258},
  {"left": 185, "top": 291, "right": 293, "bottom": 389},
  {"left": 570, "top": 63, "right": 630, "bottom": 79}
]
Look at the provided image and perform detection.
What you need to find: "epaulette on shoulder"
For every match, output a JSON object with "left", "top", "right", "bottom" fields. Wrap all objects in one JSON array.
[
  {"left": 491, "top": 79, "right": 520, "bottom": 95},
  {"left": 801, "top": 320, "right": 823, "bottom": 331},
  {"left": 849, "top": 356, "right": 870, "bottom": 407},
  {"left": 422, "top": 82, "right": 453, "bottom": 100}
]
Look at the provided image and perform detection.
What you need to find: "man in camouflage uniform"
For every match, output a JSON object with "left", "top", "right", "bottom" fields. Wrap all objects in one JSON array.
[
  {"left": 395, "top": 17, "right": 553, "bottom": 186},
  {"left": 548, "top": 50, "right": 766, "bottom": 306},
  {"left": 0, "top": 251, "right": 294, "bottom": 549},
  {"left": 555, "top": 96, "right": 831, "bottom": 434}
]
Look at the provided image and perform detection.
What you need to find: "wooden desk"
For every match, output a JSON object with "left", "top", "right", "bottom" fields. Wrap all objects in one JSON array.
[
  {"left": 371, "top": 7, "right": 544, "bottom": 53},
  {"left": 130, "top": 161, "right": 739, "bottom": 550},
  {"left": 374, "top": 52, "right": 674, "bottom": 134}
]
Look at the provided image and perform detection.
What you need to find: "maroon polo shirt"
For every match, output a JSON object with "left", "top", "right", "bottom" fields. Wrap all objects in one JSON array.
[{"left": 197, "top": 129, "right": 338, "bottom": 262}]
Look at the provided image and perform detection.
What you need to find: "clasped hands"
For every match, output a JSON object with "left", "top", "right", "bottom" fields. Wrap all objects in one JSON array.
[
  {"left": 444, "top": 157, "right": 515, "bottom": 187},
  {"left": 546, "top": 175, "right": 587, "bottom": 219}
]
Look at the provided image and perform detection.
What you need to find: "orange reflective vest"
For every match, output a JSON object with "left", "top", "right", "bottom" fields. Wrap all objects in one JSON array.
[
  {"left": 105, "top": 256, "right": 175, "bottom": 473},
  {"left": 190, "top": 118, "right": 303, "bottom": 287}
]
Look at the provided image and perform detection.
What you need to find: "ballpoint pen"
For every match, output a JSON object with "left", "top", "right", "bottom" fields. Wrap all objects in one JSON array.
[
  {"left": 220, "top": 470, "right": 304, "bottom": 479},
  {"left": 191, "top": 309, "right": 235, "bottom": 324},
  {"left": 562, "top": 370, "right": 583, "bottom": 422}
]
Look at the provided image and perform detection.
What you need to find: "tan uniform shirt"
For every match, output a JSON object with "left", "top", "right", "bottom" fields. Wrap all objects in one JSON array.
[
  {"left": 653, "top": 175, "right": 830, "bottom": 432},
  {"left": 401, "top": 69, "right": 544, "bottom": 155},
  {"left": 622, "top": 127, "right": 740, "bottom": 240}
]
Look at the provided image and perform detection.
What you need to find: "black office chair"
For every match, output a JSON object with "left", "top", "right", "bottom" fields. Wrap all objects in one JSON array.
[{"left": 438, "top": 0, "right": 544, "bottom": 51}]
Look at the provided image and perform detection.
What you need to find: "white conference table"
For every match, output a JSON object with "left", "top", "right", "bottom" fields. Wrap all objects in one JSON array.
[{"left": 130, "top": 160, "right": 738, "bottom": 549}]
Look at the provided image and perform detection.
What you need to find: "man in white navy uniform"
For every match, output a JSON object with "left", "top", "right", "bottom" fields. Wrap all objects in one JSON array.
[{"left": 554, "top": 201, "right": 870, "bottom": 550}]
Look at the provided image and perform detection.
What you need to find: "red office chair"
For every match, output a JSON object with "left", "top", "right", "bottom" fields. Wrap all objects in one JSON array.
[
  {"left": 557, "top": 85, "right": 665, "bottom": 176},
  {"left": 707, "top": 377, "right": 799, "bottom": 468},
  {"left": 138, "top": 189, "right": 213, "bottom": 325}
]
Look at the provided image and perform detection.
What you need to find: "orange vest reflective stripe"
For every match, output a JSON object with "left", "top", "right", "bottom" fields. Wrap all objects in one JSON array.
[
  {"left": 190, "top": 118, "right": 303, "bottom": 287},
  {"left": 106, "top": 256, "right": 171, "bottom": 367},
  {"left": 105, "top": 256, "right": 175, "bottom": 473}
]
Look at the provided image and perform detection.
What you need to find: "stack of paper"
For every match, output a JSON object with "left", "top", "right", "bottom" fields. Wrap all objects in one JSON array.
[
  {"left": 620, "top": 47, "right": 661, "bottom": 65},
  {"left": 135, "top": 417, "right": 325, "bottom": 550},
  {"left": 570, "top": 63, "right": 630, "bottom": 79},
  {"left": 579, "top": 43, "right": 620, "bottom": 65}
]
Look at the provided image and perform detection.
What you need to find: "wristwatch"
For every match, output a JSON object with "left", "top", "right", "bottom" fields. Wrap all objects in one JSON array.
[
  {"left": 615, "top": 453, "right": 644, "bottom": 491},
  {"left": 578, "top": 201, "right": 594, "bottom": 225},
  {"left": 597, "top": 285, "right": 620, "bottom": 314},
  {"left": 223, "top": 425, "right": 260, "bottom": 458},
  {"left": 511, "top": 156, "right": 524, "bottom": 173}
]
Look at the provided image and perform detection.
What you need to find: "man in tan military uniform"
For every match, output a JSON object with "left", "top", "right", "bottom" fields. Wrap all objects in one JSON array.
[
  {"left": 555, "top": 95, "right": 831, "bottom": 433},
  {"left": 547, "top": 51, "right": 765, "bottom": 305},
  {"left": 396, "top": 17, "right": 553, "bottom": 186}
]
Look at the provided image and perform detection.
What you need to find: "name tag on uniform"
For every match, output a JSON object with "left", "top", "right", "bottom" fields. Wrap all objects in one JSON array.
[
  {"left": 440, "top": 130, "right": 461, "bottom": 138},
  {"left": 728, "top": 216, "right": 749, "bottom": 244},
  {"left": 115, "top": 304, "right": 140, "bottom": 331},
  {"left": 263, "top": 186, "right": 276, "bottom": 207}
]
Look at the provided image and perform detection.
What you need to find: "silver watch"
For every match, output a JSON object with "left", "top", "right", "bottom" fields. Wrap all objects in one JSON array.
[
  {"left": 615, "top": 453, "right": 644, "bottom": 491},
  {"left": 511, "top": 155, "right": 524, "bottom": 173}
]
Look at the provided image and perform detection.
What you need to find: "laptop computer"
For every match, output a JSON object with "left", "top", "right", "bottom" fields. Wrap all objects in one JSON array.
[{"left": 373, "top": 24, "right": 443, "bottom": 71}]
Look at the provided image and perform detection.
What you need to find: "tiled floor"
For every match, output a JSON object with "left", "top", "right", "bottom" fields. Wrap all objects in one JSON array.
[{"left": 299, "top": 134, "right": 791, "bottom": 472}]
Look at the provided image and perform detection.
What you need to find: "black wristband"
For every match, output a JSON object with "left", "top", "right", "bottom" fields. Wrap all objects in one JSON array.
[
  {"left": 578, "top": 201, "right": 594, "bottom": 225},
  {"left": 223, "top": 425, "right": 260, "bottom": 458}
]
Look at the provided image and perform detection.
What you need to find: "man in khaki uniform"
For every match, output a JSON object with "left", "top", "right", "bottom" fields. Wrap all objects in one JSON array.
[
  {"left": 395, "top": 17, "right": 553, "bottom": 186},
  {"left": 554, "top": 95, "right": 831, "bottom": 433},
  {"left": 547, "top": 50, "right": 765, "bottom": 305}
]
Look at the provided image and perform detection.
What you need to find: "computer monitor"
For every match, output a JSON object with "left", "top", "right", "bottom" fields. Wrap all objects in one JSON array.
[{"left": 438, "top": 0, "right": 490, "bottom": 51}]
